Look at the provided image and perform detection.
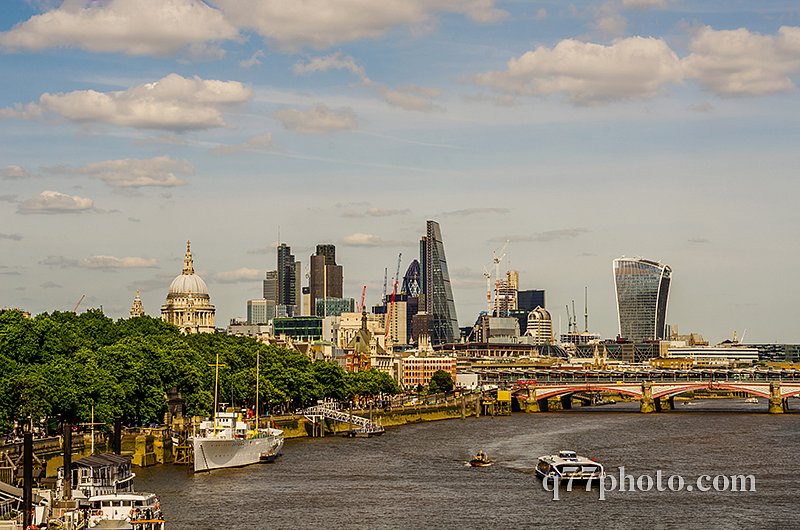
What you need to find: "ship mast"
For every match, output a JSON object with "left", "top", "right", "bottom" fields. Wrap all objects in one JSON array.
[{"left": 255, "top": 349, "right": 260, "bottom": 434}]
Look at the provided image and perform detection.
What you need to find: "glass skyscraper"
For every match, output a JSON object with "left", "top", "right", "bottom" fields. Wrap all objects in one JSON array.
[
  {"left": 423, "top": 220, "right": 459, "bottom": 345},
  {"left": 613, "top": 257, "right": 672, "bottom": 342}
]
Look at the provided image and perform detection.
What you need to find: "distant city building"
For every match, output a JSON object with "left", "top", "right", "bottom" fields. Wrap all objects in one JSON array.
[
  {"left": 247, "top": 299, "right": 276, "bottom": 325},
  {"left": 613, "top": 257, "right": 671, "bottom": 342},
  {"left": 315, "top": 297, "right": 355, "bottom": 318},
  {"left": 130, "top": 290, "right": 145, "bottom": 317},
  {"left": 273, "top": 316, "right": 322, "bottom": 341},
  {"left": 401, "top": 355, "right": 456, "bottom": 389},
  {"left": 524, "top": 306, "right": 553, "bottom": 345},
  {"left": 309, "top": 244, "right": 343, "bottom": 316},
  {"left": 421, "top": 220, "right": 459, "bottom": 345},
  {"left": 263, "top": 270, "right": 278, "bottom": 302},
  {"left": 277, "top": 243, "right": 301, "bottom": 315},
  {"left": 161, "top": 241, "right": 215, "bottom": 333},
  {"left": 344, "top": 311, "right": 386, "bottom": 372},
  {"left": 493, "top": 270, "right": 518, "bottom": 317},
  {"left": 518, "top": 289, "right": 546, "bottom": 312},
  {"left": 475, "top": 315, "right": 520, "bottom": 343}
]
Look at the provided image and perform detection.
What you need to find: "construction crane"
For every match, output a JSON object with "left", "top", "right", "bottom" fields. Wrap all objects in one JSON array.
[
  {"left": 491, "top": 240, "right": 509, "bottom": 315},
  {"left": 359, "top": 285, "right": 367, "bottom": 313},
  {"left": 382, "top": 267, "right": 388, "bottom": 306},
  {"left": 72, "top": 294, "right": 85, "bottom": 313},
  {"left": 385, "top": 253, "right": 402, "bottom": 347},
  {"left": 482, "top": 265, "right": 492, "bottom": 315}
]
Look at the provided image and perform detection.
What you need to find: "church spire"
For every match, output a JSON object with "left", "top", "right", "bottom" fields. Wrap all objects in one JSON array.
[
  {"left": 183, "top": 240, "right": 194, "bottom": 275},
  {"left": 130, "top": 289, "right": 145, "bottom": 318}
]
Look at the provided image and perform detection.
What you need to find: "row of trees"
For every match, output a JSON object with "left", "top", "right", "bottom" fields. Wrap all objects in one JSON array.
[{"left": 0, "top": 309, "right": 399, "bottom": 433}]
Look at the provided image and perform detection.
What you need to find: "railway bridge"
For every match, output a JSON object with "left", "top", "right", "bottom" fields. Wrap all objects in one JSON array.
[{"left": 475, "top": 368, "right": 800, "bottom": 413}]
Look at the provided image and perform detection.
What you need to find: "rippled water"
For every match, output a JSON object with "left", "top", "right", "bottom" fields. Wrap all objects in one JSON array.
[{"left": 136, "top": 399, "right": 799, "bottom": 529}]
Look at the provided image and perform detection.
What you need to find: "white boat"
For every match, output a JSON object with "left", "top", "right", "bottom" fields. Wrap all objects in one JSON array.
[
  {"left": 744, "top": 397, "right": 759, "bottom": 404},
  {"left": 191, "top": 351, "right": 284, "bottom": 472},
  {"left": 87, "top": 492, "right": 164, "bottom": 529},
  {"left": 536, "top": 450, "right": 604, "bottom": 482},
  {"left": 191, "top": 412, "right": 284, "bottom": 472}
]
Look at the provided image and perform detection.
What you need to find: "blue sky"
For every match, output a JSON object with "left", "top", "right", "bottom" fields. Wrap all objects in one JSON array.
[{"left": 1, "top": 0, "right": 799, "bottom": 343}]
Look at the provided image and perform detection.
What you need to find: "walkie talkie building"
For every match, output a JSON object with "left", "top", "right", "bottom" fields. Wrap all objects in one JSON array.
[{"left": 613, "top": 257, "right": 671, "bottom": 342}]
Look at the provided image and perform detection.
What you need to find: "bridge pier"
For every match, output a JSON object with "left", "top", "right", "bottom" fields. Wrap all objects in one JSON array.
[
  {"left": 769, "top": 382, "right": 786, "bottom": 414},
  {"left": 640, "top": 382, "right": 656, "bottom": 414},
  {"left": 522, "top": 388, "right": 542, "bottom": 413}
]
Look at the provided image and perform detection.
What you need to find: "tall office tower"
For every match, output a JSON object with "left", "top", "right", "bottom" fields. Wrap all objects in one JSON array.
[
  {"left": 421, "top": 220, "right": 459, "bottom": 345},
  {"left": 518, "top": 289, "right": 546, "bottom": 311},
  {"left": 263, "top": 270, "right": 278, "bottom": 302},
  {"left": 309, "top": 244, "right": 343, "bottom": 315},
  {"left": 277, "top": 243, "right": 300, "bottom": 314},
  {"left": 613, "top": 257, "right": 672, "bottom": 342},
  {"left": 493, "top": 270, "right": 519, "bottom": 317}
]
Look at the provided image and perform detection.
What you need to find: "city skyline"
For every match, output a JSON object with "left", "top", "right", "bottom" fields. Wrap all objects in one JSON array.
[{"left": 1, "top": 1, "right": 799, "bottom": 343}]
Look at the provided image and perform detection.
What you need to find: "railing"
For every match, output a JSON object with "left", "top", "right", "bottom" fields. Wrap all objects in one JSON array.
[
  {"left": 299, "top": 405, "right": 383, "bottom": 433},
  {"left": 475, "top": 368, "right": 800, "bottom": 386}
]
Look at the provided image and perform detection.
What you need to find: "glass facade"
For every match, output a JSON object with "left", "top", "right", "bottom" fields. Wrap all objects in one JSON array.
[
  {"left": 613, "top": 258, "right": 671, "bottom": 342},
  {"left": 424, "top": 220, "right": 459, "bottom": 345},
  {"left": 273, "top": 316, "right": 323, "bottom": 341}
]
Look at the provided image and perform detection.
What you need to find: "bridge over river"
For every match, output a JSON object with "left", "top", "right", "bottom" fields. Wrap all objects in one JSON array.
[{"left": 474, "top": 368, "right": 800, "bottom": 413}]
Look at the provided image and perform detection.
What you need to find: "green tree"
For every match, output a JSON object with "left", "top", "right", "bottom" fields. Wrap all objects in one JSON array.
[{"left": 428, "top": 370, "right": 454, "bottom": 394}]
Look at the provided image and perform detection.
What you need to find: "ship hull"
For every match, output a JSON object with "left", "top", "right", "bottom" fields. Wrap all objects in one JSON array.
[{"left": 192, "top": 435, "right": 282, "bottom": 472}]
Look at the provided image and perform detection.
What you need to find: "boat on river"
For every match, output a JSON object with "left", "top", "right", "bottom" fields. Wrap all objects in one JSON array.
[
  {"left": 468, "top": 451, "right": 494, "bottom": 467},
  {"left": 87, "top": 492, "right": 164, "bottom": 529},
  {"left": 535, "top": 450, "right": 604, "bottom": 482},
  {"left": 191, "top": 351, "right": 284, "bottom": 472},
  {"left": 191, "top": 412, "right": 283, "bottom": 472},
  {"left": 744, "top": 397, "right": 759, "bottom": 404}
]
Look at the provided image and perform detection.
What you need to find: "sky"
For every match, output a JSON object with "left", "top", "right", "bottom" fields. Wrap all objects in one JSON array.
[{"left": 1, "top": 0, "right": 799, "bottom": 344}]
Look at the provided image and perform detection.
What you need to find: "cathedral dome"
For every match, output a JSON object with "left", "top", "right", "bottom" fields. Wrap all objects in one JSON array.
[
  {"left": 167, "top": 240, "right": 209, "bottom": 296},
  {"left": 168, "top": 273, "right": 208, "bottom": 296}
]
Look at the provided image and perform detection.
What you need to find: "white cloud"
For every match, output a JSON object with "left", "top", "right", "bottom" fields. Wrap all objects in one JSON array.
[
  {"left": 341, "top": 233, "right": 393, "bottom": 247},
  {"left": 475, "top": 37, "right": 682, "bottom": 104},
  {"left": 274, "top": 104, "right": 357, "bottom": 134},
  {"left": 488, "top": 228, "right": 589, "bottom": 243},
  {"left": 441, "top": 207, "right": 510, "bottom": 217},
  {"left": 684, "top": 26, "right": 800, "bottom": 96},
  {"left": 0, "top": 233, "right": 23, "bottom": 241},
  {"left": 4, "top": 73, "right": 251, "bottom": 131},
  {"left": 77, "top": 156, "right": 192, "bottom": 188},
  {"left": 239, "top": 50, "right": 265, "bottom": 69},
  {"left": 342, "top": 208, "right": 411, "bottom": 218},
  {"left": 1, "top": 165, "right": 32, "bottom": 179},
  {"left": 18, "top": 190, "right": 94, "bottom": 214},
  {"left": 0, "top": 0, "right": 239, "bottom": 56},
  {"left": 211, "top": 268, "right": 263, "bottom": 283},
  {"left": 40, "top": 255, "right": 157, "bottom": 269},
  {"left": 216, "top": 0, "right": 506, "bottom": 50},
  {"left": 212, "top": 133, "right": 274, "bottom": 154},
  {"left": 379, "top": 85, "right": 442, "bottom": 111},
  {"left": 293, "top": 52, "right": 370, "bottom": 83},
  {"left": 293, "top": 53, "right": 441, "bottom": 111},
  {"left": 82, "top": 256, "right": 158, "bottom": 269},
  {"left": 622, "top": 0, "right": 667, "bottom": 8}
]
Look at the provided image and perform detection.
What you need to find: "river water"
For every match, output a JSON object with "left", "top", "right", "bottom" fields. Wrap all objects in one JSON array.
[{"left": 136, "top": 399, "right": 799, "bottom": 529}]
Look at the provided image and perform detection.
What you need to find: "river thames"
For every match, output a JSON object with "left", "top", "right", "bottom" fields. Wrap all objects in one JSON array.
[{"left": 137, "top": 399, "right": 799, "bottom": 529}]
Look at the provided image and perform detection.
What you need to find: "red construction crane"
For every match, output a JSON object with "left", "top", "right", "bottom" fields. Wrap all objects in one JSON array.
[{"left": 359, "top": 285, "right": 367, "bottom": 313}]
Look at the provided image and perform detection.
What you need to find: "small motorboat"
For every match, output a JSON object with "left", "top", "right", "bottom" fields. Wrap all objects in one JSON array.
[{"left": 468, "top": 451, "right": 495, "bottom": 467}]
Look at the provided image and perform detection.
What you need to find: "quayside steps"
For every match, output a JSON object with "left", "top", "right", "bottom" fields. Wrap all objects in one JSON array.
[{"left": 299, "top": 404, "right": 384, "bottom": 435}]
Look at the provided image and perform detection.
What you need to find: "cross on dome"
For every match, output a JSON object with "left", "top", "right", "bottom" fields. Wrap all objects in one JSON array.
[{"left": 183, "top": 240, "right": 194, "bottom": 275}]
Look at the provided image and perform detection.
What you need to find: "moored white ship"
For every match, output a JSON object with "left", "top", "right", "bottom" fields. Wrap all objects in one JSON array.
[{"left": 191, "top": 411, "right": 283, "bottom": 472}]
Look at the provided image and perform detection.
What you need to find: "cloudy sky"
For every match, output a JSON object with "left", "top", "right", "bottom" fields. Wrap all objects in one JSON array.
[{"left": 1, "top": 0, "right": 799, "bottom": 343}]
